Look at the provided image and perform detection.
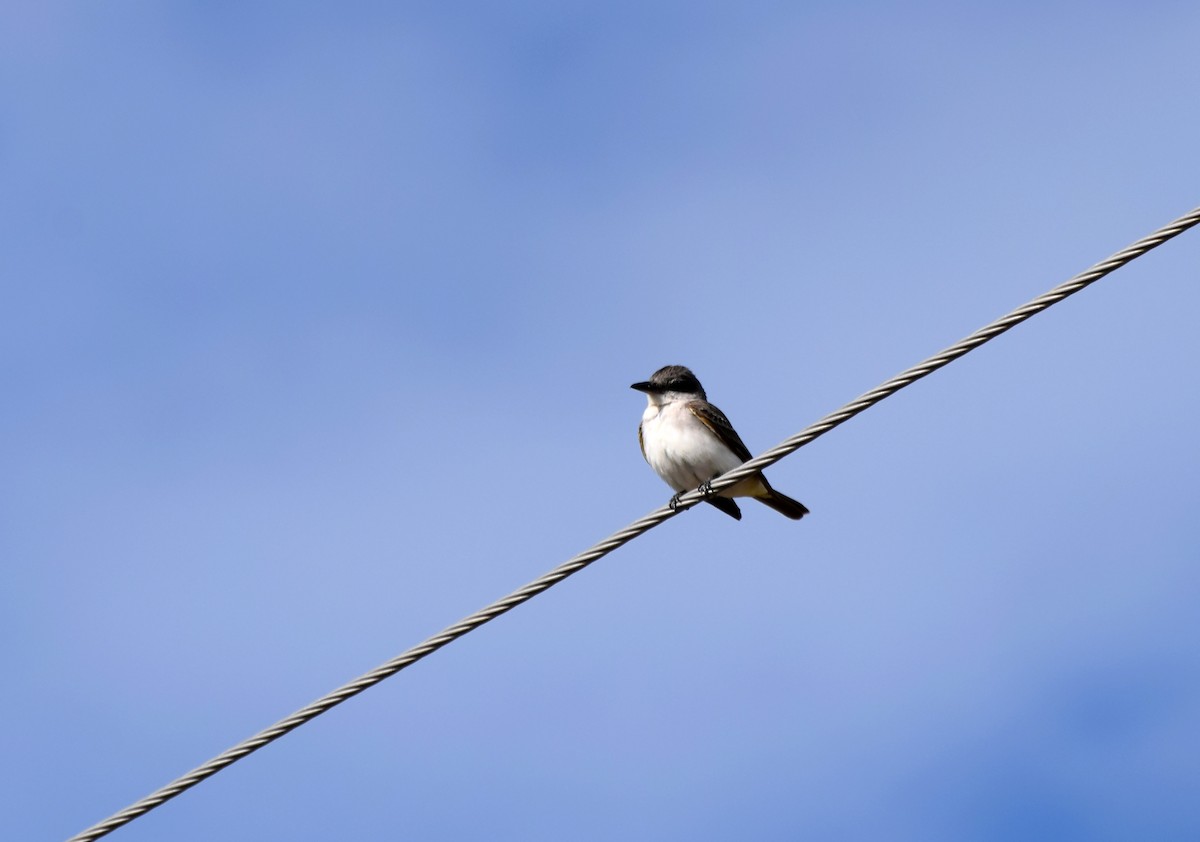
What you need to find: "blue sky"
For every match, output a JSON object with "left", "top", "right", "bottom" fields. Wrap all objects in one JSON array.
[{"left": 3, "top": 3, "right": 1199, "bottom": 840}]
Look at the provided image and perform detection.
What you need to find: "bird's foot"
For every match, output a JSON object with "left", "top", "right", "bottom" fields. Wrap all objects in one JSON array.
[
  {"left": 668, "top": 492, "right": 684, "bottom": 511},
  {"left": 698, "top": 479, "right": 716, "bottom": 498}
]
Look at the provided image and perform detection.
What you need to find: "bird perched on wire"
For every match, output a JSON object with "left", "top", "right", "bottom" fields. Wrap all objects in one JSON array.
[{"left": 631, "top": 365, "right": 809, "bottom": 521}]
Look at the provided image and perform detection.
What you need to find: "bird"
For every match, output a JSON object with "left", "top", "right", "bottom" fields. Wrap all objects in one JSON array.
[{"left": 631, "top": 365, "right": 809, "bottom": 521}]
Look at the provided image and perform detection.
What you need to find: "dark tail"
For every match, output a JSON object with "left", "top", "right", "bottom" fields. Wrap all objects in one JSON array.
[{"left": 756, "top": 489, "right": 809, "bottom": 520}]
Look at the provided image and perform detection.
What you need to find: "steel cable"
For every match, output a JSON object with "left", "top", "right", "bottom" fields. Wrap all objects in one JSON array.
[{"left": 66, "top": 204, "right": 1200, "bottom": 842}]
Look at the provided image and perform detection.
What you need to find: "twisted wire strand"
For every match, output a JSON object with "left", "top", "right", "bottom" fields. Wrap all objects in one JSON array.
[
  {"left": 66, "top": 205, "right": 1200, "bottom": 842},
  {"left": 675, "top": 205, "right": 1200, "bottom": 506}
]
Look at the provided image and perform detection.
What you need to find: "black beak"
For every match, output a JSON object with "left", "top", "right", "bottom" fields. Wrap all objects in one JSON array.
[{"left": 630, "top": 381, "right": 653, "bottom": 393}]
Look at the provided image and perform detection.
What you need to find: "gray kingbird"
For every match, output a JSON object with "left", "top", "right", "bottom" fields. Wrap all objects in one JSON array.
[{"left": 632, "top": 365, "right": 809, "bottom": 521}]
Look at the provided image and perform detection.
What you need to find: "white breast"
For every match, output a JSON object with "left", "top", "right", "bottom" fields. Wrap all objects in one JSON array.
[{"left": 641, "top": 400, "right": 745, "bottom": 493}]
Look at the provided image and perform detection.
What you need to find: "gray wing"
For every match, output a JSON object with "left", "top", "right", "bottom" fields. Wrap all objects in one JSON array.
[
  {"left": 637, "top": 421, "right": 647, "bottom": 462},
  {"left": 686, "top": 400, "right": 754, "bottom": 462}
]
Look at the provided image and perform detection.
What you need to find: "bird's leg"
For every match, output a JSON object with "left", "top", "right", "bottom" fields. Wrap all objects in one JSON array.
[
  {"left": 668, "top": 492, "right": 684, "bottom": 511},
  {"left": 698, "top": 479, "right": 717, "bottom": 498}
]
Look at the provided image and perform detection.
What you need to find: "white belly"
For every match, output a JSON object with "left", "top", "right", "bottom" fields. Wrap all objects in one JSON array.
[{"left": 641, "top": 403, "right": 762, "bottom": 496}]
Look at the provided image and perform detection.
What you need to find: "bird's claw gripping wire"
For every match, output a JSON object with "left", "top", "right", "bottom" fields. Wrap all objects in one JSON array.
[{"left": 670, "top": 481, "right": 715, "bottom": 511}]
